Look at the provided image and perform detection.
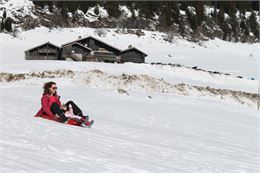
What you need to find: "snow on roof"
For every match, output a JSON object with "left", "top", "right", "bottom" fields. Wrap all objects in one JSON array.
[
  {"left": 121, "top": 47, "right": 147, "bottom": 56},
  {"left": 61, "top": 42, "right": 91, "bottom": 51},
  {"left": 24, "top": 42, "right": 60, "bottom": 52},
  {"left": 62, "top": 36, "right": 122, "bottom": 52}
]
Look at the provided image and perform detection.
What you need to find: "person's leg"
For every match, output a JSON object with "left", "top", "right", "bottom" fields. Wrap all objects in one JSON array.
[
  {"left": 65, "top": 101, "right": 91, "bottom": 126},
  {"left": 50, "top": 102, "right": 67, "bottom": 122},
  {"left": 65, "top": 101, "right": 83, "bottom": 117}
]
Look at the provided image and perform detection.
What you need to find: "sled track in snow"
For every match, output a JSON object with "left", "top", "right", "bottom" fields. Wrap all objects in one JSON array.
[{"left": 0, "top": 69, "right": 259, "bottom": 109}]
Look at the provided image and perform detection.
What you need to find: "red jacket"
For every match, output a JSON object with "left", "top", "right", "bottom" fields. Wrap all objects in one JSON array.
[{"left": 35, "top": 94, "right": 62, "bottom": 121}]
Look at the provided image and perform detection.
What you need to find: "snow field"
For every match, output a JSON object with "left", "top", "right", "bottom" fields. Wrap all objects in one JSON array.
[{"left": 0, "top": 84, "right": 259, "bottom": 173}]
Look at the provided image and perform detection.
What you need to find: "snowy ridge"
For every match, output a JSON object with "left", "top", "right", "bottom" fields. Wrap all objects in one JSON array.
[
  {"left": 0, "top": 60, "right": 257, "bottom": 93},
  {"left": 0, "top": 69, "right": 258, "bottom": 109},
  {"left": 73, "top": 70, "right": 258, "bottom": 110}
]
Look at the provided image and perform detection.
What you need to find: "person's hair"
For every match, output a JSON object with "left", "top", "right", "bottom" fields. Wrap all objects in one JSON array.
[{"left": 43, "top": 81, "right": 57, "bottom": 95}]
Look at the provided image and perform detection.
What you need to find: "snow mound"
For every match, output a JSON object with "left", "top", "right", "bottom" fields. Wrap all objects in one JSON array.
[{"left": 0, "top": 69, "right": 258, "bottom": 109}]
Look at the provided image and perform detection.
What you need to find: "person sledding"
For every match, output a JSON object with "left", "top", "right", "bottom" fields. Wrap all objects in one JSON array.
[{"left": 35, "top": 81, "right": 94, "bottom": 127}]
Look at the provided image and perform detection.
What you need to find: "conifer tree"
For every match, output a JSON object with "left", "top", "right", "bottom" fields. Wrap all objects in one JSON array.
[
  {"left": 32, "top": 1, "right": 44, "bottom": 8},
  {"left": 94, "top": 6, "right": 99, "bottom": 15},
  {"left": 216, "top": 6, "right": 224, "bottom": 24},
  {"left": 186, "top": 8, "right": 197, "bottom": 32},
  {"left": 179, "top": 17, "right": 185, "bottom": 38},
  {"left": 0, "top": 20, "right": 3, "bottom": 32},
  {"left": 160, "top": 2, "right": 173, "bottom": 27},
  {"left": 45, "top": 1, "right": 53, "bottom": 13},
  {"left": 138, "top": 1, "right": 151, "bottom": 19},
  {"left": 172, "top": 1, "right": 180, "bottom": 24},
  {"left": 3, "top": 9, "right": 6, "bottom": 19},
  {"left": 105, "top": 1, "right": 120, "bottom": 18},
  {"left": 5, "top": 17, "right": 12, "bottom": 32},
  {"left": 244, "top": 25, "right": 250, "bottom": 38},
  {"left": 248, "top": 11, "right": 259, "bottom": 38},
  {"left": 229, "top": 6, "right": 239, "bottom": 41},
  {"left": 195, "top": 2, "right": 205, "bottom": 26}
]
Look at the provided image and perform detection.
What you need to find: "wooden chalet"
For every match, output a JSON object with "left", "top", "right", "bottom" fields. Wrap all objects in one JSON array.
[
  {"left": 25, "top": 42, "right": 61, "bottom": 60},
  {"left": 25, "top": 36, "right": 147, "bottom": 63},
  {"left": 62, "top": 42, "right": 91, "bottom": 61},
  {"left": 62, "top": 36, "right": 121, "bottom": 63},
  {"left": 62, "top": 36, "right": 121, "bottom": 55},
  {"left": 120, "top": 47, "right": 147, "bottom": 63}
]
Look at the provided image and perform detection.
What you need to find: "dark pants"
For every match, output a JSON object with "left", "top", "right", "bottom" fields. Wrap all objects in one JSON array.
[
  {"left": 64, "top": 101, "right": 83, "bottom": 116},
  {"left": 50, "top": 101, "right": 84, "bottom": 119}
]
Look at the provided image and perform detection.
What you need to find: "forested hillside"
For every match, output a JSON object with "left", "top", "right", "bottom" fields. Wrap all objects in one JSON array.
[{"left": 0, "top": 1, "right": 259, "bottom": 42}]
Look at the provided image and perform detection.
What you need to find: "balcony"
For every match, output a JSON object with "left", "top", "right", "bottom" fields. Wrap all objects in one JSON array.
[{"left": 38, "top": 48, "right": 58, "bottom": 54}]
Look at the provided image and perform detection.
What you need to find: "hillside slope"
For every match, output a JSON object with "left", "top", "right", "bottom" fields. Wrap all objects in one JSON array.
[
  {"left": 0, "top": 83, "right": 259, "bottom": 173},
  {"left": 0, "top": 18, "right": 259, "bottom": 173},
  {"left": 0, "top": 26, "right": 259, "bottom": 80}
]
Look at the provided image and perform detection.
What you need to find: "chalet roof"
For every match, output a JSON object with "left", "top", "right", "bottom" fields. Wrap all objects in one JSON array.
[
  {"left": 62, "top": 36, "right": 122, "bottom": 52},
  {"left": 121, "top": 47, "right": 147, "bottom": 57},
  {"left": 62, "top": 42, "right": 92, "bottom": 51},
  {"left": 25, "top": 42, "right": 60, "bottom": 52}
]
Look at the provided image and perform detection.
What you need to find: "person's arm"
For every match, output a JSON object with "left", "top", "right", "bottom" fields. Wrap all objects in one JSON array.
[
  {"left": 61, "top": 104, "right": 67, "bottom": 111},
  {"left": 41, "top": 96, "right": 57, "bottom": 119},
  {"left": 57, "top": 96, "right": 67, "bottom": 111}
]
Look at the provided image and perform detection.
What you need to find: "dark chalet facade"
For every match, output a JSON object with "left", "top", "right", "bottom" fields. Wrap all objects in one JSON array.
[
  {"left": 25, "top": 42, "right": 61, "bottom": 60},
  {"left": 25, "top": 36, "right": 147, "bottom": 63},
  {"left": 120, "top": 47, "right": 147, "bottom": 63},
  {"left": 62, "top": 42, "right": 91, "bottom": 61}
]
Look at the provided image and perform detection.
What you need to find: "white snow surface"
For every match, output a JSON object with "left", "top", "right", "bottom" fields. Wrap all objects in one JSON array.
[
  {"left": 0, "top": 26, "right": 260, "bottom": 172},
  {"left": 0, "top": 83, "right": 259, "bottom": 173}
]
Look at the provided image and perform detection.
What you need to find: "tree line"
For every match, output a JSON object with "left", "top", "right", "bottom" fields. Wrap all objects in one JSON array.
[
  {"left": 0, "top": 9, "right": 12, "bottom": 32},
  {"left": 1, "top": 1, "right": 259, "bottom": 41},
  {"left": 32, "top": 1, "right": 259, "bottom": 41}
]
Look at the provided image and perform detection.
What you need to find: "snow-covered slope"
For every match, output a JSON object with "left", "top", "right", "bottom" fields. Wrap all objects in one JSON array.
[
  {"left": 0, "top": 26, "right": 259, "bottom": 173},
  {"left": 0, "top": 83, "right": 259, "bottom": 173},
  {"left": 0, "top": 27, "right": 259, "bottom": 80}
]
